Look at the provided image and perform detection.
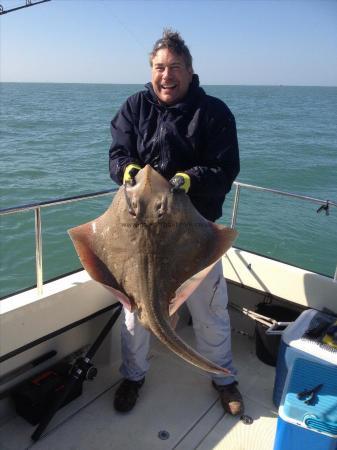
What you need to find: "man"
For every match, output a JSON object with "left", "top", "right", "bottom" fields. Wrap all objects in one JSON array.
[{"left": 109, "top": 29, "right": 243, "bottom": 416}]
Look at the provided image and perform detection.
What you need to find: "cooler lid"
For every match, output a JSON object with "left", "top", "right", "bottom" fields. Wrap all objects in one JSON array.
[{"left": 282, "top": 309, "right": 337, "bottom": 364}]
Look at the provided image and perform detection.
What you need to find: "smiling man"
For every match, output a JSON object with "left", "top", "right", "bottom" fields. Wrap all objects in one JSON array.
[
  {"left": 109, "top": 29, "right": 242, "bottom": 415},
  {"left": 151, "top": 44, "right": 193, "bottom": 105}
]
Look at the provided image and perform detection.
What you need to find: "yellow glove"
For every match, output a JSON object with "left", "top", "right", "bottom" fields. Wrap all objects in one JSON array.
[
  {"left": 169, "top": 172, "right": 191, "bottom": 193},
  {"left": 123, "top": 164, "right": 142, "bottom": 185},
  {"left": 322, "top": 321, "right": 337, "bottom": 349}
]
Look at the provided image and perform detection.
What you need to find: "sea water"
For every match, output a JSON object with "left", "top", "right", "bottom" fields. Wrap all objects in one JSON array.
[{"left": 1, "top": 83, "right": 336, "bottom": 297}]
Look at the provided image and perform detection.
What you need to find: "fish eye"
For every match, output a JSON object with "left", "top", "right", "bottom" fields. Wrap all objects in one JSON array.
[{"left": 154, "top": 198, "right": 167, "bottom": 219}]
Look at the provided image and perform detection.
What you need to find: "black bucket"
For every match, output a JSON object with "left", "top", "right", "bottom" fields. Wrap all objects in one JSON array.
[{"left": 255, "top": 303, "right": 300, "bottom": 366}]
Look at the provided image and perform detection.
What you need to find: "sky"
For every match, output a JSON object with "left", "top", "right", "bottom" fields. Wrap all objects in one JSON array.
[{"left": 1, "top": 0, "right": 337, "bottom": 86}]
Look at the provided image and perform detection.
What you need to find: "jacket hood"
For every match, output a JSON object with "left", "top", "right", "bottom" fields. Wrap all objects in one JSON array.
[{"left": 145, "top": 74, "right": 205, "bottom": 109}]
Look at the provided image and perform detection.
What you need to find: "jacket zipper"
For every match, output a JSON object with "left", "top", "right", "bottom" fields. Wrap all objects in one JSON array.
[{"left": 158, "top": 110, "right": 168, "bottom": 172}]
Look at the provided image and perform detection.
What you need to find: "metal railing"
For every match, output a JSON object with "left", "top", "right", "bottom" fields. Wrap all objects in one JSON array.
[
  {"left": 0, "top": 188, "right": 117, "bottom": 296},
  {"left": 231, "top": 182, "right": 337, "bottom": 228},
  {"left": 230, "top": 182, "right": 337, "bottom": 281},
  {"left": 0, "top": 182, "right": 336, "bottom": 296}
]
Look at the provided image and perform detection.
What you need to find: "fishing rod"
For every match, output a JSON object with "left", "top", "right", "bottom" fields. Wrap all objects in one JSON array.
[{"left": 0, "top": 0, "right": 51, "bottom": 15}]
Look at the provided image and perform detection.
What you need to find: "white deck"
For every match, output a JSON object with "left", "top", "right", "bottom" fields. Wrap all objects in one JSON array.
[{"left": 1, "top": 318, "right": 278, "bottom": 450}]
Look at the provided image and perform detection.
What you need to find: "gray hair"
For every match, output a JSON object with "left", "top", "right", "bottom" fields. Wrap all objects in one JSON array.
[{"left": 149, "top": 28, "right": 193, "bottom": 69}]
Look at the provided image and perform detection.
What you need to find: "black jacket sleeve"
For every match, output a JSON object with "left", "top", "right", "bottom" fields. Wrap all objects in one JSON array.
[
  {"left": 185, "top": 100, "right": 240, "bottom": 198},
  {"left": 109, "top": 97, "right": 142, "bottom": 185}
]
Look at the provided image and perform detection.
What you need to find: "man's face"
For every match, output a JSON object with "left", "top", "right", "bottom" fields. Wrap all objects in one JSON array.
[{"left": 151, "top": 48, "right": 193, "bottom": 105}]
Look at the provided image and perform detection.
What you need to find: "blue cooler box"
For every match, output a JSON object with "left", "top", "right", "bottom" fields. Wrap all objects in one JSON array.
[
  {"left": 273, "top": 309, "right": 337, "bottom": 407},
  {"left": 274, "top": 357, "right": 337, "bottom": 450}
]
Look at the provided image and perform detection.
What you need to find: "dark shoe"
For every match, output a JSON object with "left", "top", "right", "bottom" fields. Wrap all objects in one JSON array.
[
  {"left": 212, "top": 381, "right": 244, "bottom": 416},
  {"left": 114, "top": 378, "right": 145, "bottom": 413}
]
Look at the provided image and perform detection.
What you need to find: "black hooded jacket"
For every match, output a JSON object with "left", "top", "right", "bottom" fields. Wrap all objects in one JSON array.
[{"left": 109, "top": 75, "right": 240, "bottom": 221}]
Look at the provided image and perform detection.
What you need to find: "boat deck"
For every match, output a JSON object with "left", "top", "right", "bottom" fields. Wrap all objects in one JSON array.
[{"left": 1, "top": 317, "right": 278, "bottom": 450}]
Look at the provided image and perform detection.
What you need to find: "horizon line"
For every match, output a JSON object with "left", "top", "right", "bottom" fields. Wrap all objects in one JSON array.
[{"left": 1, "top": 81, "right": 337, "bottom": 88}]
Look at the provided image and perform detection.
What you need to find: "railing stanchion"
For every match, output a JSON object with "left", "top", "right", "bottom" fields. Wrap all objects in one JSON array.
[
  {"left": 35, "top": 207, "right": 43, "bottom": 296},
  {"left": 231, "top": 184, "right": 241, "bottom": 229}
]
